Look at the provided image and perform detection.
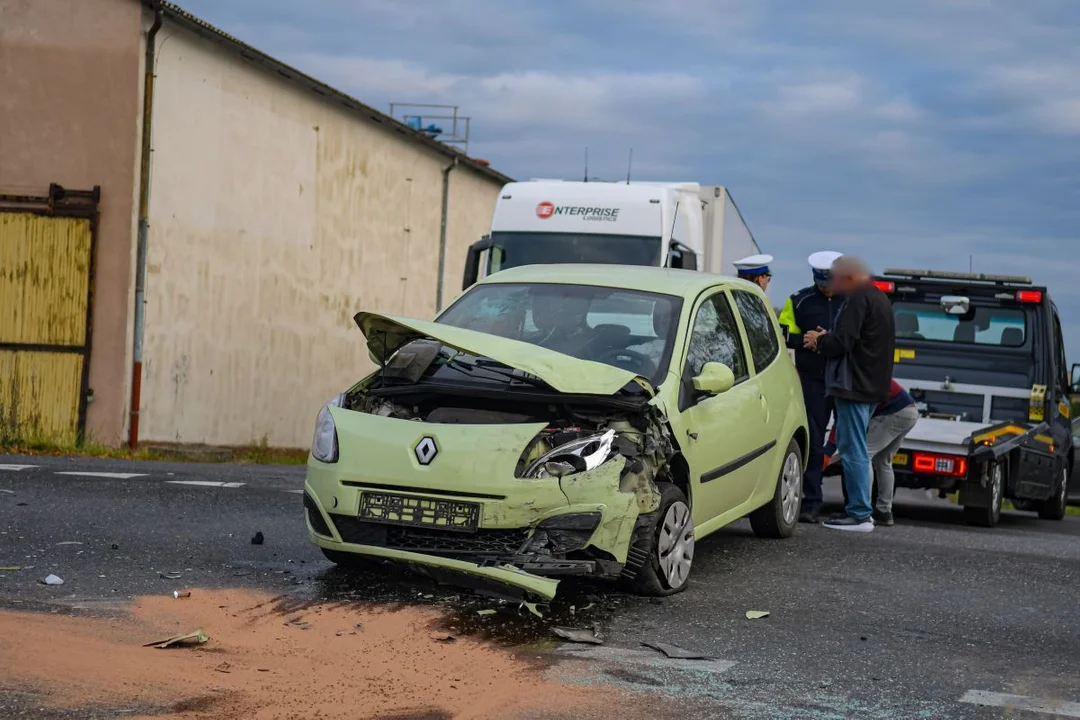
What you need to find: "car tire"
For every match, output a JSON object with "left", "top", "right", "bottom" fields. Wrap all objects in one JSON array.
[
  {"left": 320, "top": 547, "right": 376, "bottom": 569},
  {"left": 628, "top": 483, "right": 694, "bottom": 596},
  {"left": 1037, "top": 467, "right": 1068, "bottom": 521},
  {"left": 963, "top": 461, "right": 1003, "bottom": 528},
  {"left": 749, "top": 439, "right": 802, "bottom": 539}
]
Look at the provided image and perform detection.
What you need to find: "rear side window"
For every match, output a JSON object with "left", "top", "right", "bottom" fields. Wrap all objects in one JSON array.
[
  {"left": 893, "top": 301, "right": 1027, "bottom": 347},
  {"left": 687, "top": 293, "right": 748, "bottom": 380},
  {"left": 732, "top": 290, "right": 780, "bottom": 372}
]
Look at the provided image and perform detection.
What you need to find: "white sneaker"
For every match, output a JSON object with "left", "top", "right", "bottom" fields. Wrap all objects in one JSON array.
[{"left": 822, "top": 515, "right": 875, "bottom": 532}]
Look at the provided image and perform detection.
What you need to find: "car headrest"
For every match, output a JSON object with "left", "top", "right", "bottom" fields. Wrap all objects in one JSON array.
[
  {"left": 895, "top": 312, "right": 920, "bottom": 335},
  {"left": 953, "top": 323, "right": 976, "bottom": 343},
  {"left": 652, "top": 302, "right": 673, "bottom": 338},
  {"left": 1000, "top": 327, "right": 1024, "bottom": 346}
]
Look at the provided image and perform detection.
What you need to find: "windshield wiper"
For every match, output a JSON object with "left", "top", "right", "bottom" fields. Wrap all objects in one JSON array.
[{"left": 438, "top": 353, "right": 549, "bottom": 389}]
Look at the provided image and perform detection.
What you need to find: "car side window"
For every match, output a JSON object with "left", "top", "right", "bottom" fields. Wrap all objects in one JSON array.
[
  {"left": 732, "top": 290, "right": 780, "bottom": 373},
  {"left": 686, "top": 293, "right": 748, "bottom": 380}
]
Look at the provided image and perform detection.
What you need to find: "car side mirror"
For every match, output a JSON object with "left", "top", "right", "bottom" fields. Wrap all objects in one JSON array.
[
  {"left": 462, "top": 235, "right": 493, "bottom": 290},
  {"left": 1071, "top": 362, "right": 1080, "bottom": 394},
  {"left": 692, "top": 362, "right": 735, "bottom": 395}
]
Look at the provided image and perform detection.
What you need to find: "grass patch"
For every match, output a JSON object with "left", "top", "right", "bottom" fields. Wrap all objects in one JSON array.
[{"left": 0, "top": 435, "right": 308, "bottom": 465}]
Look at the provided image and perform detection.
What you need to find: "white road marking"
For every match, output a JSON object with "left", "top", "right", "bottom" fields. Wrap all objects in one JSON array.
[
  {"left": 55, "top": 471, "right": 148, "bottom": 479},
  {"left": 555, "top": 645, "right": 736, "bottom": 675},
  {"left": 166, "top": 480, "right": 245, "bottom": 489},
  {"left": 0, "top": 464, "right": 38, "bottom": 471},
  {"left": 960, "top": 690, "right": 1080, "bottom": 717}
]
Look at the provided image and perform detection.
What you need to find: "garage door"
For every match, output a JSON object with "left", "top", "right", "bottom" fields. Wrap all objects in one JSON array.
[{"left": 0, "top": 185, "right": 99, "bottom": 446}]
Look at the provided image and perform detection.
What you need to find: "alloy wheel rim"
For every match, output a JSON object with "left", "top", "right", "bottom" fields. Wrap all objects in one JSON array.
[
  {"left": 657, "top": 500, "right": 694, "bottom": 589},
  {"left": 780, "top": 451, "right": 801, "bottom": 524}
]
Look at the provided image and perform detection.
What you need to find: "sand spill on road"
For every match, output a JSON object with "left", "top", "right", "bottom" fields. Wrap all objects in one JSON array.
[{"left": 0, "top": 588, "right": 633, "bottom": 719}]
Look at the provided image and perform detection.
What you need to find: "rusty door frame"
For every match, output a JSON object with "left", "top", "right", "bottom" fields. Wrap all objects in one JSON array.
[{"left": 0, "top": 183, "right": 101, "bottom": 440}]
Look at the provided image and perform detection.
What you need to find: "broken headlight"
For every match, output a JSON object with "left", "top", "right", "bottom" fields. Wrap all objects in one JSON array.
[
  {"left": 310, "top": 394, "right": 344, "bottom": 463},
  {"left": 523, "top": 429, "right": 617, "bottom": 479}
]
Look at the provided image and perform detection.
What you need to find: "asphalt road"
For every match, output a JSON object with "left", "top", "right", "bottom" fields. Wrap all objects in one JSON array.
[{"left": 2, "top": 453, "right": 1079, "bottom": 719}]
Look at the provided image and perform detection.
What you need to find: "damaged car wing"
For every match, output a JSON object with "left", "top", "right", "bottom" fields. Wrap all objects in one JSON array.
[{"left": 354, "top": 311, "right": 647, "bottom": 397}]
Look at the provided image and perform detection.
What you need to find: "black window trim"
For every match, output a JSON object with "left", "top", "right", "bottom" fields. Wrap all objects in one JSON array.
[{"left": 729, "top": 288, "right": 781, "bottom": 375}]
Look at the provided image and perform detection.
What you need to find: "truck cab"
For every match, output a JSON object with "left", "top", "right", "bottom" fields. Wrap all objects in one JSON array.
[
  {"left": 875, "top": 268, "right": 1073, "bottom": 526},
  {"left": 461, "top": 180, "right": 758, "bottom": 289}
]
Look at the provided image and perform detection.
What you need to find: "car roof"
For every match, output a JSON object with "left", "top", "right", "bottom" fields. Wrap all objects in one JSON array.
[{"left": 476, "top": 264, "right": 743, "bottom": 298}]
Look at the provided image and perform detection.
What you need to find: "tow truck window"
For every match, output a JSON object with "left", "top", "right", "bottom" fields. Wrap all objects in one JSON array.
[
  {"left": 488, "top": 232, "right": 662, "bottom": 271},
  {"left": 892, "top": 302, "right": 1026, "bottom": 347}
]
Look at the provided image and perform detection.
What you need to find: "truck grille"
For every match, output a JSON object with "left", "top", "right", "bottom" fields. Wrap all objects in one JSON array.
[{"left": 329, "top": 515, "right": 529, "bottom": 557}]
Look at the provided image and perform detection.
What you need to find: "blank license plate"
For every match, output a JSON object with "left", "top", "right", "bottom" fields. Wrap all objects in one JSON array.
[
  {"left": 892, "top": 452, "right": 909, "bottom": 466},
  {"left": 359, "top": 492, "right": 480, "bottom": 533}
]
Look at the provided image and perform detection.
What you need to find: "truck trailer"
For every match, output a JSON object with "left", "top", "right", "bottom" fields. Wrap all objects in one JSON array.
[{"left": 462, "top": 180, "right": 760, "bottom": 290}]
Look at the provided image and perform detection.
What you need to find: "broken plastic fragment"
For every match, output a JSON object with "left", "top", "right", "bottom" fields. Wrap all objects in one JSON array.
[
  {"left": 173, "top": 590, "right": 191, "bottom": 599},
  {"left": 552, "top": 627, "right": 603, "bottom": 645},
  {"left": 641, "top": 641, "right": 716, "bottom": 660},
  {"left": 215, "top": 662, "right": 231, "bottom": 673},
  {"left": 476, "top": 609, "right": 497, "bottom": 616},
  {"left": 160, "top": 571, "right": 182, "bottom": 580},
  {"left": 40, "top": 574, "right": 64, "bottom": 586},
  {"left": 523, "top": 602, "right": 544, "bottom": 619},
  {"left": 251, "top": 531, "right": 264, "bottom": 545},
  {"left": 0, "top": 566, "right": 20, "bottom": 572},
  {"left": 429, "top": 632, "right": 455, "bottom": 642},
  {"left": 745, "top": 610, "right": 770, "bottom": 620},
  {"left": 144, "top": 629, "right": 209, "bottom": 649}
]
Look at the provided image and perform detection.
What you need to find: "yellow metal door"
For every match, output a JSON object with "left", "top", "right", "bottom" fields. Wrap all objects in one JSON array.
[{"left": 0, "top": 208, "right": 94, "bottom": 446}]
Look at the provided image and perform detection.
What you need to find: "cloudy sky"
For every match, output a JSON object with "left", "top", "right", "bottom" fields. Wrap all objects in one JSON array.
[{"left": 183, "top": 0, "right": 1080, "bottom": 354}]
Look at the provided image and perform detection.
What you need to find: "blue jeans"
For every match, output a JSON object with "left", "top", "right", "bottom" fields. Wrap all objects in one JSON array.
[{"left": 835, "top": 398, "right": 876, "bottom": 520}]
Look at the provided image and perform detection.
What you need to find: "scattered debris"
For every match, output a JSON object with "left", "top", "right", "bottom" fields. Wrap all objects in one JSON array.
[
  {"left": 232, "top": 570, "right": 252, "bottom": 577},
  {"left": 523, "top": 602, "right": 544, "bottom": 619},
  {"left": 0, "top": 489, "right": 14, "bottom": 495},
  {"left": 215, "top": 662, "right": 231, "bottom": 673},
  {"left": 0, "top": 566, "right": 20, "bottom": 572},
  {"left": 16, "top": 502, "right": 28, "bottom": 507},
  {"left": 110, "top": 543, "right": 119, "bottom": 550},
  {"left": 476, "top": 609, "right": 497, "bottom": 617},
  {"left": 354, "top": 623, "right": 365, "bottom": 633},
  {"left": 39, "top": 574, "right": 64, "bottom": 586},
  {"left": 55, "top": 541, "right": 83, "bottom": 546},
  {"left": 286, "top": 616, "right": 311, "bottom": 630},
  {"left": 641, "top": 641, "right": 717, "bottom": 660},
  {"left": 160, "top": 571, "right": 182, "bottom": 580},
  {"left": 745, "top": 610, "right": 770, "bottom": 620},
  {"left": 553, "top": 627, "right": 603, "bottom": 645},
  {"left": 860, "top": 636, "right": 868, "bottom": 642},
  {"left": 144, "top": 629, "right": 209, "bottom": 649},
  {"left": 429, "top": 632, "right": 456, "bottom": 643},
  {"left": 257, "top": 668, "right": 269, "bottom": 672},
  {"left": 251, "top": 531, "right": 264, "bottom": 545},
  {"left": 173, "top": 590, "right": 191, "bottom": 599}
]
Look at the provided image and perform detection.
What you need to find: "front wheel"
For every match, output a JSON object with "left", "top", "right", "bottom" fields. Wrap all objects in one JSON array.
[
  {"left": 629, "top": 483, "right": 694, "bottom": 596},
  {"left": 963, "top": 461, "right": 1003, "bottom": 527},
  {"left": 749, "top": 439, "right": 802, "bottom": 538},
  {"left": 1037, "top": 467, "right": 1068, "bottom": 521}
]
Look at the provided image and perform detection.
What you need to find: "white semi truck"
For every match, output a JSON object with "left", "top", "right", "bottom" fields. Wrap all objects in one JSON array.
[{"left": 461, "top": 180, "right": 761, "bottom": 289}]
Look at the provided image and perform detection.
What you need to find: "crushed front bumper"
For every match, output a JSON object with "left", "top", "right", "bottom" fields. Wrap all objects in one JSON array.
[{"left": 304, "top": 456, "right": 651, "bottom": 601}]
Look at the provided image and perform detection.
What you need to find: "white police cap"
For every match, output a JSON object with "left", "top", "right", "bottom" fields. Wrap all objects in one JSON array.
[
  {"left": 808, "top": 251, "right": 842, "bottom": 271},
  {"left": 733, "top": 253, "right": 773, "bottom": 275}
]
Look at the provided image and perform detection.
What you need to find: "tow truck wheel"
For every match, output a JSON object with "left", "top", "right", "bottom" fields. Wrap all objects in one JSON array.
[
  {"left": 963, "top": 462, "right": 1003, "bottom": 528},
  {"left": 628, "top": 483, "right": 694, "bottom": 596},
  {"left": 1037, "top": 467, "right": 1068, "bottom": 521},
  {"left": 750, "top": 439, "right": 802, "bottom": 538}
]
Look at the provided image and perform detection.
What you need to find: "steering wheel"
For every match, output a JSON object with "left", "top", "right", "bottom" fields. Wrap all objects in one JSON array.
[{"left": 596, "top": 347, "right": 654, "bottom": 376}]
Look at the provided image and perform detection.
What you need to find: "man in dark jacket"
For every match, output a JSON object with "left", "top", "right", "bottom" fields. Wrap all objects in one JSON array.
[
  {"left": 777, "top": 250, "right": 843, "bottom": 523},
  {"left": 804, "top": 256, "right": 895, "bottom": 532}
]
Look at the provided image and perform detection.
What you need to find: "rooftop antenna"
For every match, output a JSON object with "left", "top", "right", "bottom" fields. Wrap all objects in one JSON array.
[
  {"left": 626, "top": 148, "right": 633, "bottom": 184},
  {"left": 583, "top": 147, "right": 589, "bottom": 183}
]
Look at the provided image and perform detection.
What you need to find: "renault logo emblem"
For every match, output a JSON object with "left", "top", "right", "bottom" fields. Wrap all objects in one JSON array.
[{"left": 414, "top": 436, "right": 438, "bottom": 466}]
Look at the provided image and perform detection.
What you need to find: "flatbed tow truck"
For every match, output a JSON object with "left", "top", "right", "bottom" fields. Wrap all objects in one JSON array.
[{"left": 831, "top": 268, "right": 1073, "bottom": 527}]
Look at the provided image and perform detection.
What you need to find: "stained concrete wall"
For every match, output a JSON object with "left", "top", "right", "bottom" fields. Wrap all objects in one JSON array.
[
  {"left": 0, "top": 0, "right": 142, "bottom": 445},
  {"left": 140, "top": 25, "right": 501, "bottom": 447}
]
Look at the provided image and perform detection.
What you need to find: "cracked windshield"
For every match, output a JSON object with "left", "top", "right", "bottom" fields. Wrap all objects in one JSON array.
[{"left": 2, "top": 1, "right": 1077, "bottom": 719}]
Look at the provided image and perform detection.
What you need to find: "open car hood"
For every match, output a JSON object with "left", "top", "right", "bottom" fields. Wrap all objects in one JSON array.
[{"left": 354, "top": 311, "right": 647, "bottom": 396}]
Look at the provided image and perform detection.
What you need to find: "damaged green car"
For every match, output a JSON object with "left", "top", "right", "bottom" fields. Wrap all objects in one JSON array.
[{"left": 304, "top": 265, "right": 808, "bottom": 600}]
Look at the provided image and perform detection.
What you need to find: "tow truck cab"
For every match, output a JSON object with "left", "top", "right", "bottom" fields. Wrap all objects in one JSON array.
[{"left": 875, "top": 268, "right": 1072, "bottom": 526}]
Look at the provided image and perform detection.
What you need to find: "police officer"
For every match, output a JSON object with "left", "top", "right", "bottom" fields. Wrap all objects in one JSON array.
[
  {"left": 733, "top": 254, "right": 773, "bottom": 291},
  {"left": 778, "top": 250, "right": 843, "bottom": 523}
]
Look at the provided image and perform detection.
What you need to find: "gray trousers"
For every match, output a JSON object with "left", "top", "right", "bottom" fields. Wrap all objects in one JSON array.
[{"left": 867, "top": 404, "right": 919, "bottom": 513}]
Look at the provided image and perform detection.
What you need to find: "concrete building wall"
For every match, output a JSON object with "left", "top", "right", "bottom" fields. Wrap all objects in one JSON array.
[
  {"left": 140, "top": 25, "right": 502, "bottom": 447},
  {"left": 0, "top": 0, "right": 142, "bottom": 445}
]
